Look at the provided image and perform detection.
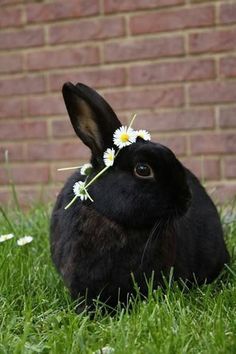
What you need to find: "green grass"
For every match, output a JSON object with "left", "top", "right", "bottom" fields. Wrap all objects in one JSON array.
[{"left": 0, "top": 203, "right": 235, "bottom": 354}]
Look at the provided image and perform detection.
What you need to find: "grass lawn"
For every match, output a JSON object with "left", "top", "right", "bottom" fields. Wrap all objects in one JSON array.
[{"left": 0, "top": 202, "right": 235, "bottom": 354}]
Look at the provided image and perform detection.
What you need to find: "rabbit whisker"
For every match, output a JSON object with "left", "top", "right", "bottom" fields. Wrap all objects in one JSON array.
[{"left": 140, "top": 219, "right": 165, "bottom": 268}]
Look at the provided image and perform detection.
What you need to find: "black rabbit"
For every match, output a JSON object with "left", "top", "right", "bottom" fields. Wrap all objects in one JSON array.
[{"left": 50, "top": 82, "right": 229, "bottom": 310}]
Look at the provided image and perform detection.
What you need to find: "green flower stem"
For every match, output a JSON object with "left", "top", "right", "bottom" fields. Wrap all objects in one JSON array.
[
  {"left": 85, "top": 165, "right": 110, "bottom": 189},
  {"left": 115, "top": 149, "right": 120, "bottom": 158},
  {"left": 64, "top": 166, "right": 108, "bottom": 209},
  {"left": 64, "top": 112, "right": 138, "bottom": 209},
  {"left": 128, "top": 113, "right": 137, "bottom": 129},
  {"left": 57, "top": 165, "right": 82, "bottom": 171},
  {"left": 64, "top": 195, "right": 78, "bottom": 210},
  {"left": 85, "top": 189, "right": 94, "bottom": 202}
]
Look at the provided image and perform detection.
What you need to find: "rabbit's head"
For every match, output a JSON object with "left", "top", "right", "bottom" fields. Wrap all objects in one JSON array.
[{"left": 63, "top": 82, "right": 191, "bottom": 228}]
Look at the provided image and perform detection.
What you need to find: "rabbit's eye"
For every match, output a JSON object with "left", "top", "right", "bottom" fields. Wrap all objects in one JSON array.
[{"left": 134, "top": 163, "right": 154, "bottom": 179}]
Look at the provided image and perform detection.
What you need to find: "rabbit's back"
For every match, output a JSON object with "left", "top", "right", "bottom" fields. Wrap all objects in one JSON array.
[{"left": 173, "top": 169, "right": 229, "bottom": 283}]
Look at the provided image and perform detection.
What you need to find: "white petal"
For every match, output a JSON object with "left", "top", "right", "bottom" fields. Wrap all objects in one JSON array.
[
  {"left": 73, "top": 181, "right": 88, "bottom": 200},
  {"left": 93, "top": 347, "right": 114, "bottom": 354},
  {"left": 136, "top": 129, "right": 151, "bottom": 141},
  {"left": 113, "top": 126, "right": 137, "bottom": 149},
  {"left": 103, "top": 148, "right": 115, "bottom": 167},
  {"left": 17, "top": 236, "right": 33, "bottom": 246},
  {"left": 0, "top": 233, "right": 14, "bottom": 242},
  {"left": 80, "top": 163, "right": 92, "bottom": 175}
]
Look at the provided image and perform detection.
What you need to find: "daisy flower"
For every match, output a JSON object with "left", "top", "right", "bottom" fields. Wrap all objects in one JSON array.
[
  {"left": 17, "top": 236, "right": 33, "bottom": 246},
  {"left": 94, "top": 346, "right": 115, "bottom": 354},
  {"left": 0, "top": 233, "right": 14, "bottom": 243},
  {"left": 136, "top": 129, "right": 151, "bottom": 141},
  {"left": 103, "top": 148, "right": 115, "bottom": 167},
  {"left": 73, "top": 181, "right": 88, "bottom": 201},
  {"left": 113, "top": 126, "right": 137, "bottom": 149},
  {"left": 80, "top": 163, "right": 92, "bottom": 176}
]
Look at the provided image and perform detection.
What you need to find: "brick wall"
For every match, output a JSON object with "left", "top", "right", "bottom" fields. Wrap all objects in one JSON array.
[{"left": 0, "top": 0, "right": 236, "bottom": 206}]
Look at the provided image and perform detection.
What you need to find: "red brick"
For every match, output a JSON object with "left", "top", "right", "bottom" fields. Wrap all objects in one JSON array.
[
  {"left": 220, "top": 57, "right": 236, "bottom": 78},
  {"left": 51, "top": 115, "right": 126, "bottom": 138},
  {"left": 108, "top": 112, "right": 127, "bottom": 126},
  {"left": 27, "top": 142, "right": 90, "bottom": 161},
  {"left": 46, "top": 186, "right": 63, "bottom": 200},
  {"left": 0, "top": 54, "right": 23, "bottom": 74},
  {"left": 0, "top": 76, "right": 46, "bottom": 97},
  {"left": 130, "top": 6, "right": 214, "bottom": 35},
  {"left": 0, "top": 8, "right": 23, "bottom": 28},
  {"left": 129, "top": 59, "right": 215, "bottom": 85},
  {"left": 0, "top": 98, "right": 24, "bottom": 119},
  {"left": 104, "top": 86, "right": 184, "bottom": 110},
  {"left": 208, "top": 184, "right": 236, "bottom": 203},
  {"left": 51, "top": 164, "right": 81, "bottom": 183},
  {"left": 0, "top": 165, "right": 49, "bottom": 185},
  {"left": 104, "top": 0, "right": 184, "bottom": 13},
  {"left": 189, "top": 29, "right": 236, "bottom": 54},
  {"left": 0, "top": 0, "right": 23, "bottom": 5},
  {"left": 181, "top": 157, "right": 220, "bottom": 181},
  {"left": 104, "top": 36, "right": 184, "bottom": 63},
  {"left": 219, "top": 107, "right": 236, "bottom": 128},
  {"left": 153, "top": 135, "right": 186, "bottom": 156},
  {"left": 0, "top": 28, "right": 44, "bottom": 50},
  {"left": 49, "top": 17, "right": 125, "bottom": 45},
  {"left": 190, "top": 133, "right": 236, "bottom": 155},
  {"left": 189, "top": 82, "right": 236, "bottom": 105},
  {"left": 0, "top": 188, "right": 50, "bottom": 208},
  {"left": 27, "top": 47, "right": 99, "bottom": 71},
  {"left": 51, "top": 120, "right": 76, "bottom": 138},
  {"left": 134, "top": 108, "right": 214, "bottom": 132},
  {"left": 0, "top": 144, "right": 25, "bottom": 162},
  {"left": 220, "top": 3, "right": 236, "bottom": 25},
  {"left": 0, "top": 190, "right": 10, "bottom": 205},
  {"left": 0, "top": 122, "right": 47, "bottom": 141},
  {"left": 51, "top": 163, "right": 75, "bottom": 183},
  {"left": 224, "top": 158, "right": 236, "bottom": 179},
  {"left": 26, "top": 0, "right": 99, "bottom": 23},
  {"left": 203, "top": 159, "right": 221, "bottom": 181},
  {"left": 49, "top": 68, "right": 126, "bottom": 92},
  {"left": 27, "top": 96, "right": 66, "bottom": 117}
]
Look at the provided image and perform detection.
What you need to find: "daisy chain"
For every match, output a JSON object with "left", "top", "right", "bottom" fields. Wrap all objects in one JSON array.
[{"left": 64, "top": 114, "right": 151, "bottom": 209}]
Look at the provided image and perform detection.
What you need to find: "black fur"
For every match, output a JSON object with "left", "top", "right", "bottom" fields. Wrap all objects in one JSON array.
[{"left": 50, "top": 82, "right": 230, "bottom": 309}]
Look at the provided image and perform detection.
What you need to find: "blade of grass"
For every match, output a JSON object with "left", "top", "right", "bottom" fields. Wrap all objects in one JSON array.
[
  {"left": 4, "top": 150, "right": 21, "bottom": 212},
  {"left": 0, "top": 206, "right": 16, "bottom": 234}
]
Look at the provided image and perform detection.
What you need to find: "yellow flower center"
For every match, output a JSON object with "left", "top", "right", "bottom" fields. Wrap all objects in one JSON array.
[{"left": 120, "top": 133, "right": 129, "bottom": 143}]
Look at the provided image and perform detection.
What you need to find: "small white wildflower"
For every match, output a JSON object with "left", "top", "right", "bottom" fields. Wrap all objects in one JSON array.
[
  {"left": 17, "top": 236, "right": 33, "bottom": 246},
  {"left": 94, "top": 346, "right": 115, "bottom": 354},
  {"left": 0, "top": 233, "right": 14, "bottom": 243},
  {"left": 136, "top": 129, "right": 151, "bottom": 141},
  {"left": 113, "top": 126, "right": 137, "bottom": 149},
  {"left": 80, "top": 163, "right": 92, "bottom": 176},
  {"left": 103, "top": 148, "right": 115, "bottom": 167},
  {"left": 73, "top": 181, "right": 88, "bottom": 201}
]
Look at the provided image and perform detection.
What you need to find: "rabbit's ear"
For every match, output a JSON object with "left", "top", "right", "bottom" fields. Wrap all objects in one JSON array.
[{"left": 62, "top": 82, "right": 121, "bottom": 157}]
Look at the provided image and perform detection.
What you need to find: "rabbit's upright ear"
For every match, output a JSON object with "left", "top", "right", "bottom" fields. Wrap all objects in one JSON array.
[{"left": 62, "top": 82, "right": 121, "bottom": 157}]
